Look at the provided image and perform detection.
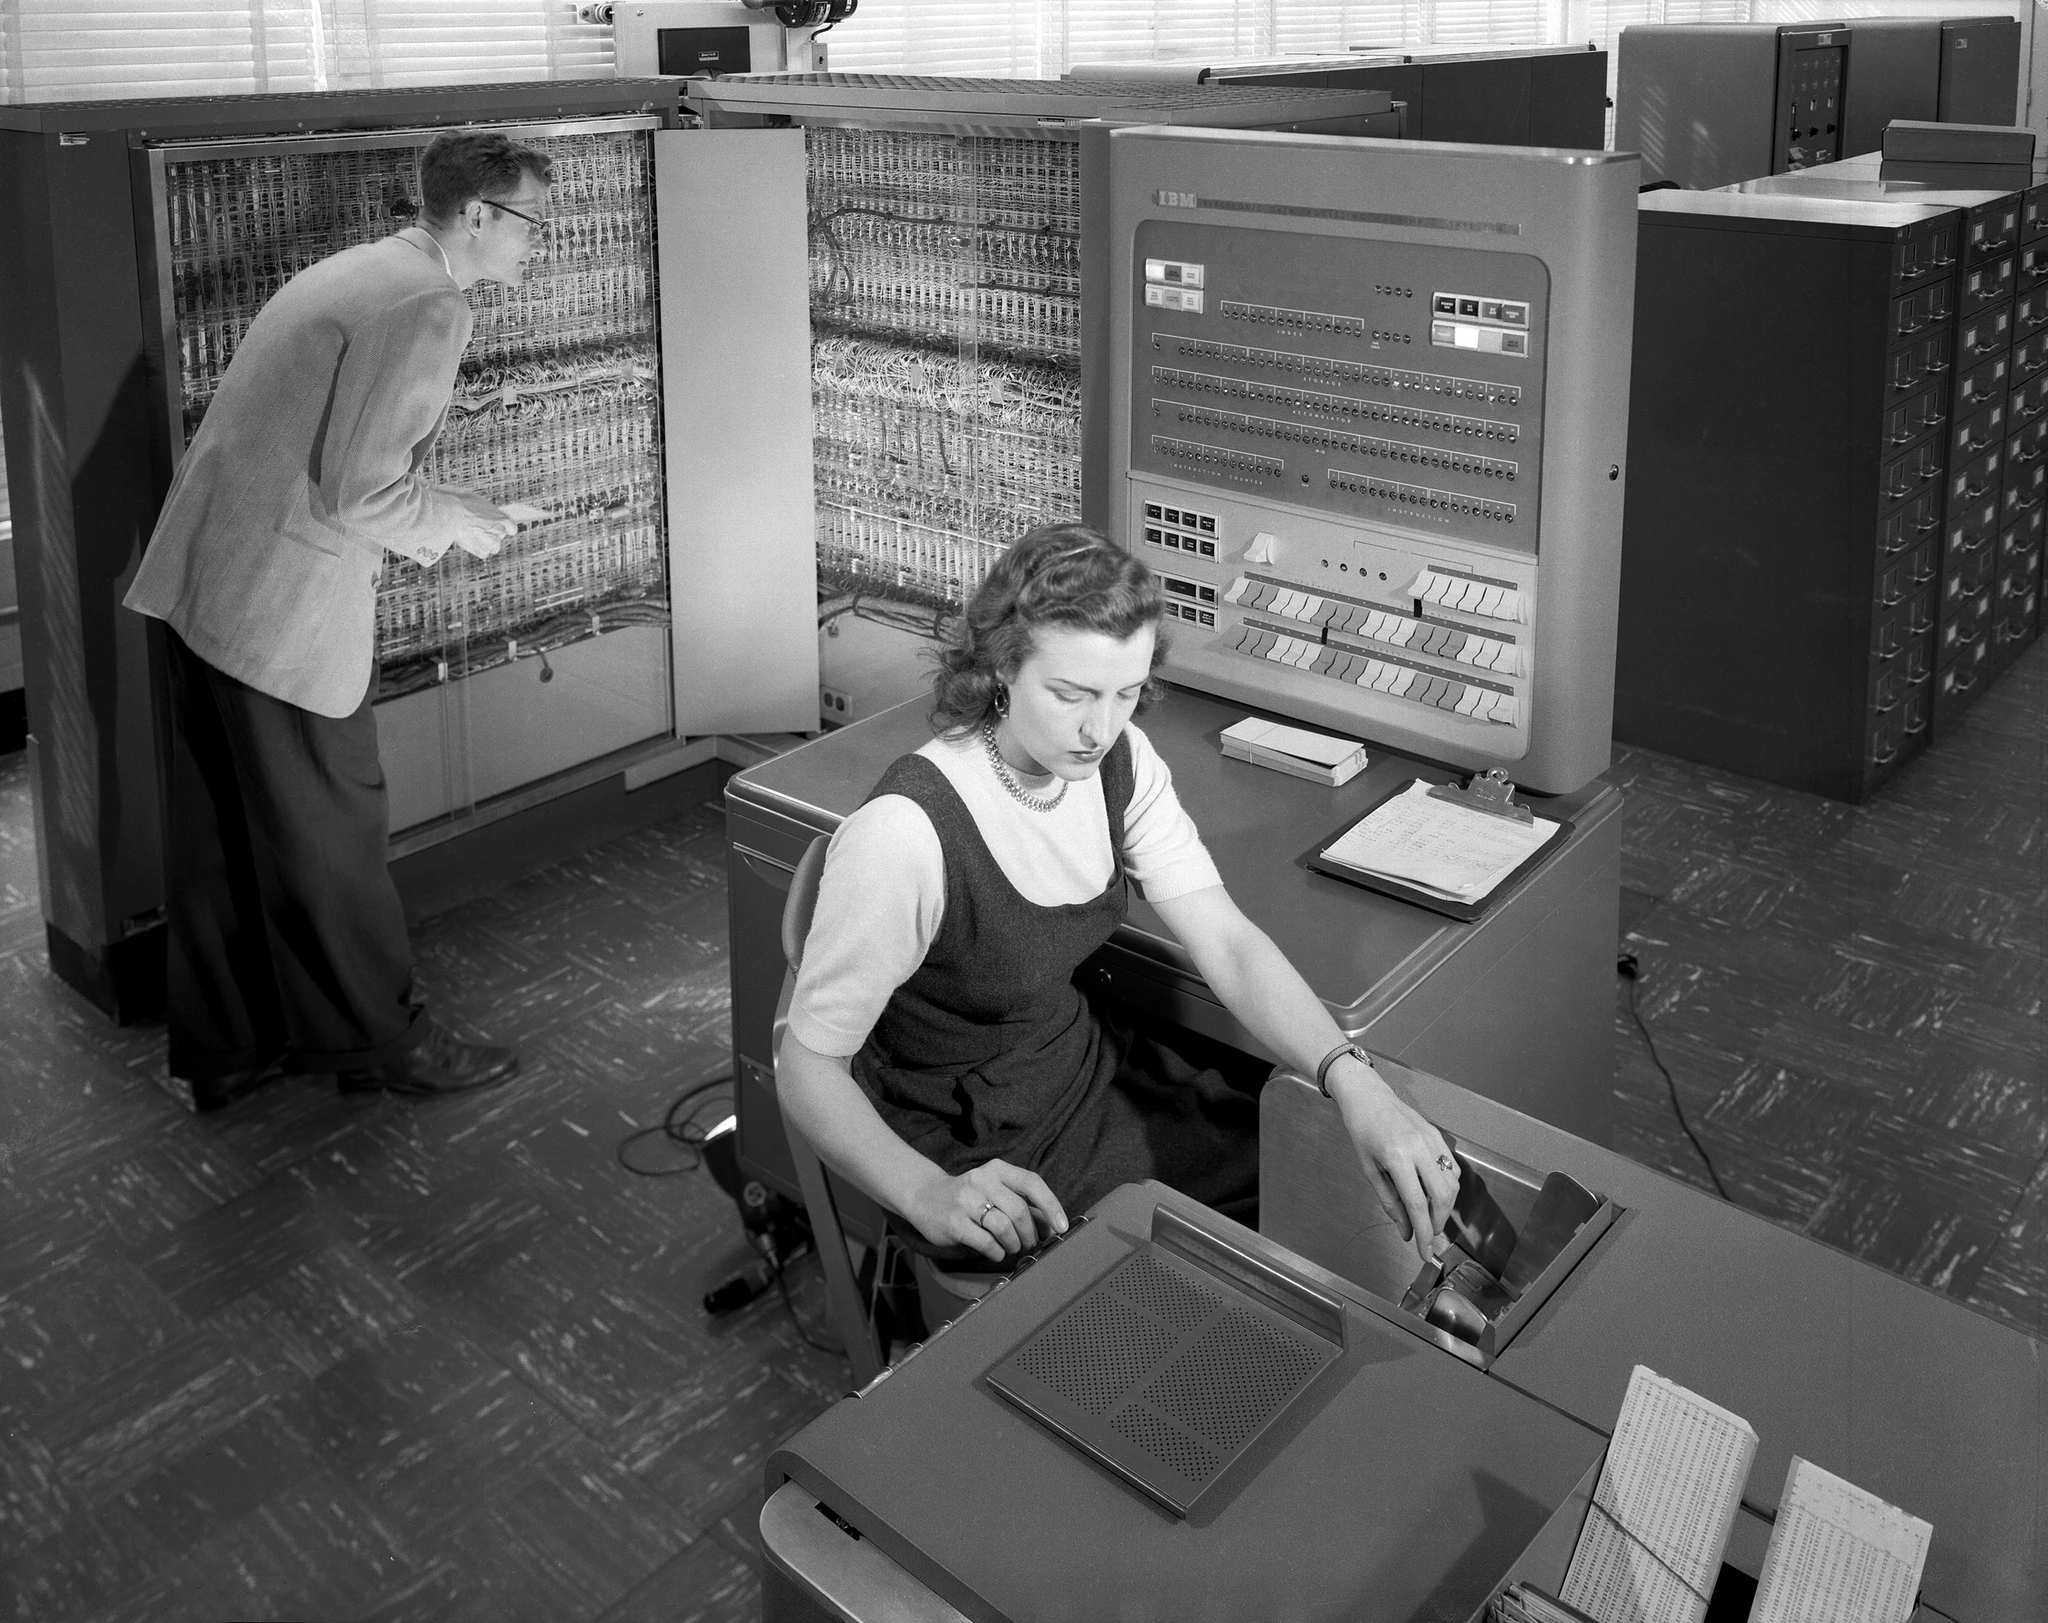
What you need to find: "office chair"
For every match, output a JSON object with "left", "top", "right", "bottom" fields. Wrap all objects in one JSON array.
[{"left": 773, "top": 835, "right": 993, "bottom": 1387}]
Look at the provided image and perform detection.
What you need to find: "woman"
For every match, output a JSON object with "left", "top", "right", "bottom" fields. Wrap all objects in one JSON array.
[{"left": 780, "top": 524, "right": 1459, "bottom": 1266}]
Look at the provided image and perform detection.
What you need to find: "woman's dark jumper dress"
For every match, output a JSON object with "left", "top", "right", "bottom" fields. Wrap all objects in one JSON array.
[{"left": 850, "top": 732, "right": 1262, "bottom": 1224}]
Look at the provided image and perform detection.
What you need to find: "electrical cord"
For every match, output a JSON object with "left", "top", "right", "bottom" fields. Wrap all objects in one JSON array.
[
  {"left": 763, "top": 1234, "right": 845, "bottom": 1358},
  {"left": 616, "top": 1071, "right": 848, "bottom": 1360},
  {"left": 613, "top": 1072, "right": 735, "bottom": 1177},
  {"left": 1618, "top": 952, "right": 1730, "bottom": 1201}
]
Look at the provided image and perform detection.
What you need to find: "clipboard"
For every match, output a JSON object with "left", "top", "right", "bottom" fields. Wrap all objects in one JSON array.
[{"left": 1300, "top": 773, "right": 1573, "bottom": 920}]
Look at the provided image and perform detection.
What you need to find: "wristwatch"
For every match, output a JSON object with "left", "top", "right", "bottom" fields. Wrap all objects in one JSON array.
[{"left": 1314, "top": 1041, "right": 1373, "bottom": 1098}]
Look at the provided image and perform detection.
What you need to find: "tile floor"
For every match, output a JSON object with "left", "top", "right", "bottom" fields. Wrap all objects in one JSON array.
[{"left": 0, "top": 639, "right": 2040, "bottom": 1619}]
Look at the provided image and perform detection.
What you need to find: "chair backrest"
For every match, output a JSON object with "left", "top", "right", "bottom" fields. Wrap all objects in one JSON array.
[{"left": 781, "top": 834, "right": 831, "bottom": 973}]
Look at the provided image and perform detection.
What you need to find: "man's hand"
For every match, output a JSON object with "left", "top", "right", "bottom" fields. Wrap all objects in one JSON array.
[{"left": 445, "top": 489, "right": 517, "bottom": 559}]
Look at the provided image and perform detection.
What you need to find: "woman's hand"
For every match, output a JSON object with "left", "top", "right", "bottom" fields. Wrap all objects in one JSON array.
[
  {"left": 1327, "top": 1056, "right": 1461, "bottom": 1267},
  {"left": 904, "top": 1159, "right": 1069, "bottom": 1264}
]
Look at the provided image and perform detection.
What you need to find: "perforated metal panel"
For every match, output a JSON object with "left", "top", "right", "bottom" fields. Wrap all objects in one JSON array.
[{"left": 986, "top": 1241, "right": 1341, "bottom": 1516}]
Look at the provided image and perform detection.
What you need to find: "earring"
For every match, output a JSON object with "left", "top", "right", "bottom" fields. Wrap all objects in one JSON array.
[{"left": 993, "top": 685, "right": 1009, "bottom": 718}]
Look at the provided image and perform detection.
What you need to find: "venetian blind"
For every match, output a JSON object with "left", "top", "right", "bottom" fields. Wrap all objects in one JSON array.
[{"left": 0, "top": 0, "right": 613, "bottom": 101}]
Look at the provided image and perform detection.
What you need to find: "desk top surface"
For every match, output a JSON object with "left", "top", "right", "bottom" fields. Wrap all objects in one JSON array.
[
  {"left": 730, "top": 686, "right": 1620, "bottom": 1026},
  {"left": 770, "top": 1182, "right": 1606, "bottom": 1623},
  {"left": 1280, "top": 1068, "right": 2047, "bottom": 1623}
]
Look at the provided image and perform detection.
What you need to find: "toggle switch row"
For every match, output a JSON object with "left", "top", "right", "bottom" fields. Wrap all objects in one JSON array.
[
  {"left": 1329, "top": 613, "right": 1522, "bottom": 675},
  {"left": 1412, "top": 567, "right": 1525, "bottom": 622},
  {"left": 1222, "top": 576, "right": 1523, "bottom": 675},
  {"left": 1222, "top": 622, "right": 1519, "bottom": 722}
]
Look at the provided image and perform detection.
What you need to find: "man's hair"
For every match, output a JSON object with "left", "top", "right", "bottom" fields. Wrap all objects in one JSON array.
[
  {"left": 929, "top": 523, "right": 1168, "bottom": 734},
  {"left": 417, "top": 131, "right": 554, "bottom": 223}
]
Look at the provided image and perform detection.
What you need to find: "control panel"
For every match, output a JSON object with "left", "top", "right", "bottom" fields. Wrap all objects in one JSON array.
[
  {"left": 1780, "top": 34, "right": 1845, "bottom": 172},
  {"left": 1107, "top": 130, "right": 1639, "bottom": 792}
]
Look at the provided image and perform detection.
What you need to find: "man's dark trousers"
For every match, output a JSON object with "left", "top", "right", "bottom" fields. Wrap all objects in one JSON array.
[{"left": 162, "top": 628, "right": 427, "bottom": 1082}]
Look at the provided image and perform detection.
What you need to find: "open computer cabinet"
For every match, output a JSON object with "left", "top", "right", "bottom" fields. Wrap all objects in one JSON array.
[
  {"left": 135, "top": 113, "right": 818, "bottom": 833},
  {"left": 0, "top": 84, "right": 816, "bottom": 1016}
]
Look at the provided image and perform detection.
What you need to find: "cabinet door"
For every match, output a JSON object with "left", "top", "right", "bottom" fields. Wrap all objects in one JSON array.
[{"left": 657, "top": 128, "right": 820, "bottom": 735}]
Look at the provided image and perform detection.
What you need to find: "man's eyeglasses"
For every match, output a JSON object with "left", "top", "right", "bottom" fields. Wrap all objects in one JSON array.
[{"left": 488, "top": 199, "right": 549, "bottom": 236}]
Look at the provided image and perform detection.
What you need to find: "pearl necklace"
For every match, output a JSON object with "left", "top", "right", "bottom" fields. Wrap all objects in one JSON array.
[{"left": 982, "top": 719, "right": 1068, "bottom": 812}]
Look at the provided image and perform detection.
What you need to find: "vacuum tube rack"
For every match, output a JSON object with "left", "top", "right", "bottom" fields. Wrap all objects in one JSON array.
[{"left": 159, "top": 126, "right": 668, "bottom": 697}]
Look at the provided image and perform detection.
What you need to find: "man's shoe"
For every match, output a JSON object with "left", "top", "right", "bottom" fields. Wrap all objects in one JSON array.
[
  {"left": 169, "top": 1058, "right": 290, "bottom": 1114},
  {"left": 337, "top": 1027, "right": 519, "bottom": 1097}
]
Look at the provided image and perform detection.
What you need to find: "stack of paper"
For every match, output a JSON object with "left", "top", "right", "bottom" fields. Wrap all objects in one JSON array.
[
  {"left": 1220, "top": 717, "right": 1368, "bottom": 786},
  {"left": 1492, "top": 1583, "right": 1600, "bottom": 1623},
  {"left": 1560, "top": 1366, "right": 1758, "bottom": 1623},
  {"left": 1321, "top": 779, "right": 1555, "bottom": 903},
  {"left": 1750, "top": 1458, "right": 1932, "bottom": 1623}
]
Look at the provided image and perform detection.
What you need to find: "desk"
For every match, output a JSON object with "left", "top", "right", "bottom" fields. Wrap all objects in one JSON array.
[
  {"left": 725, "top": 686, "right": 1624, "bottom": 1233},
  {"left": 1262, "top": 1067, "right": 2048, "bottom": 1623},
  {"left": 762, "top": 1070, "right": 2043, "bottom": 1622},
  {"left": 762, "top": 1181, "right": 1608, "bottom": 1623}
]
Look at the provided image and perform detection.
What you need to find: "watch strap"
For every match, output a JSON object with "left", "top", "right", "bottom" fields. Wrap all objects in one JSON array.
[{"left": 1314, "top": 1041, "right": 1368, "bottom": 1098}]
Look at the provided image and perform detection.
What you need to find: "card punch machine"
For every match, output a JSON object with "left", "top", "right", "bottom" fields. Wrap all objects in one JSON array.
[{"left": 761, "top": 1143, "right": 1623, "bottom": 1623}]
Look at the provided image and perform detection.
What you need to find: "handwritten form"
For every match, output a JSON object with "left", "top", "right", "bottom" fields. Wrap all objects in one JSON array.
[
  {"left": 1559, "top": 1366, "right": 1758, "bottom": 1623},
  {"left": 1321, "top": 780, "right": 1556, "bottom": 901},
  {"left": 1749, "top": 1457, "right": 1931, "bottom": 1623}
]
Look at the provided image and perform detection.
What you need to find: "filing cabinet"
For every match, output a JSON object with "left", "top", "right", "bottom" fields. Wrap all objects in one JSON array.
[
  {"left": 1618, "top": 191, "right": 1957, "bottom": 800},
  {"left": 1961, "top": 252, "right": 2016, "bottom": 314},
  {"left": 1723, "top": 157, "right": 2041, "bottom": 742},
  {"left": 1987, "top": 191, "right": 2048, "bottom": 678},
  {"left": 1947, "top": 398, "right": 2000, "bottom": 460}
]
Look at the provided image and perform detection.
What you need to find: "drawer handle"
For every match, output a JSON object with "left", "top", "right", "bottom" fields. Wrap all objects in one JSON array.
[
  {"left": 1870, "top": 740, "right": 1900, "bottom": 765},
  {"left": 1962, "top": 481, "right": 1992, "bottom": 499},
  {"left": 1915, "top": 516, "right": 1942, "bottom": 533}
]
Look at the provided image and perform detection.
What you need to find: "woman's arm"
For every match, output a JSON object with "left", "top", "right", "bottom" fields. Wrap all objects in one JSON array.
[
  {"left": 1149, "top": 884, "right": 1459, "bottom": 1263},
  {"left": 777, "top": 1029, "right": 1067, "bottom": 1262}
]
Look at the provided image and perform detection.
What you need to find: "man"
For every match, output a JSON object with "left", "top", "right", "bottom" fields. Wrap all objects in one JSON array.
[{"left": 125, "top": 130, "right": 554, "bottom": 1110}]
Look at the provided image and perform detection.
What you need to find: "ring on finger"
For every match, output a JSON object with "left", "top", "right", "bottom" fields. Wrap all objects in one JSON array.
[
  {"left": 978, "top": 1199, "right": 999, "bottom": 1224},
  {"left": 1435, "top": 1153, "right": 1457, "bottom": 1176}
]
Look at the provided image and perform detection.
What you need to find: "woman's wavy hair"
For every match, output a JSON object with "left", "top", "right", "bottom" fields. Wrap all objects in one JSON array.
[{"left": 930, "top": 523, "right": 1169, "bottom": 735}]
